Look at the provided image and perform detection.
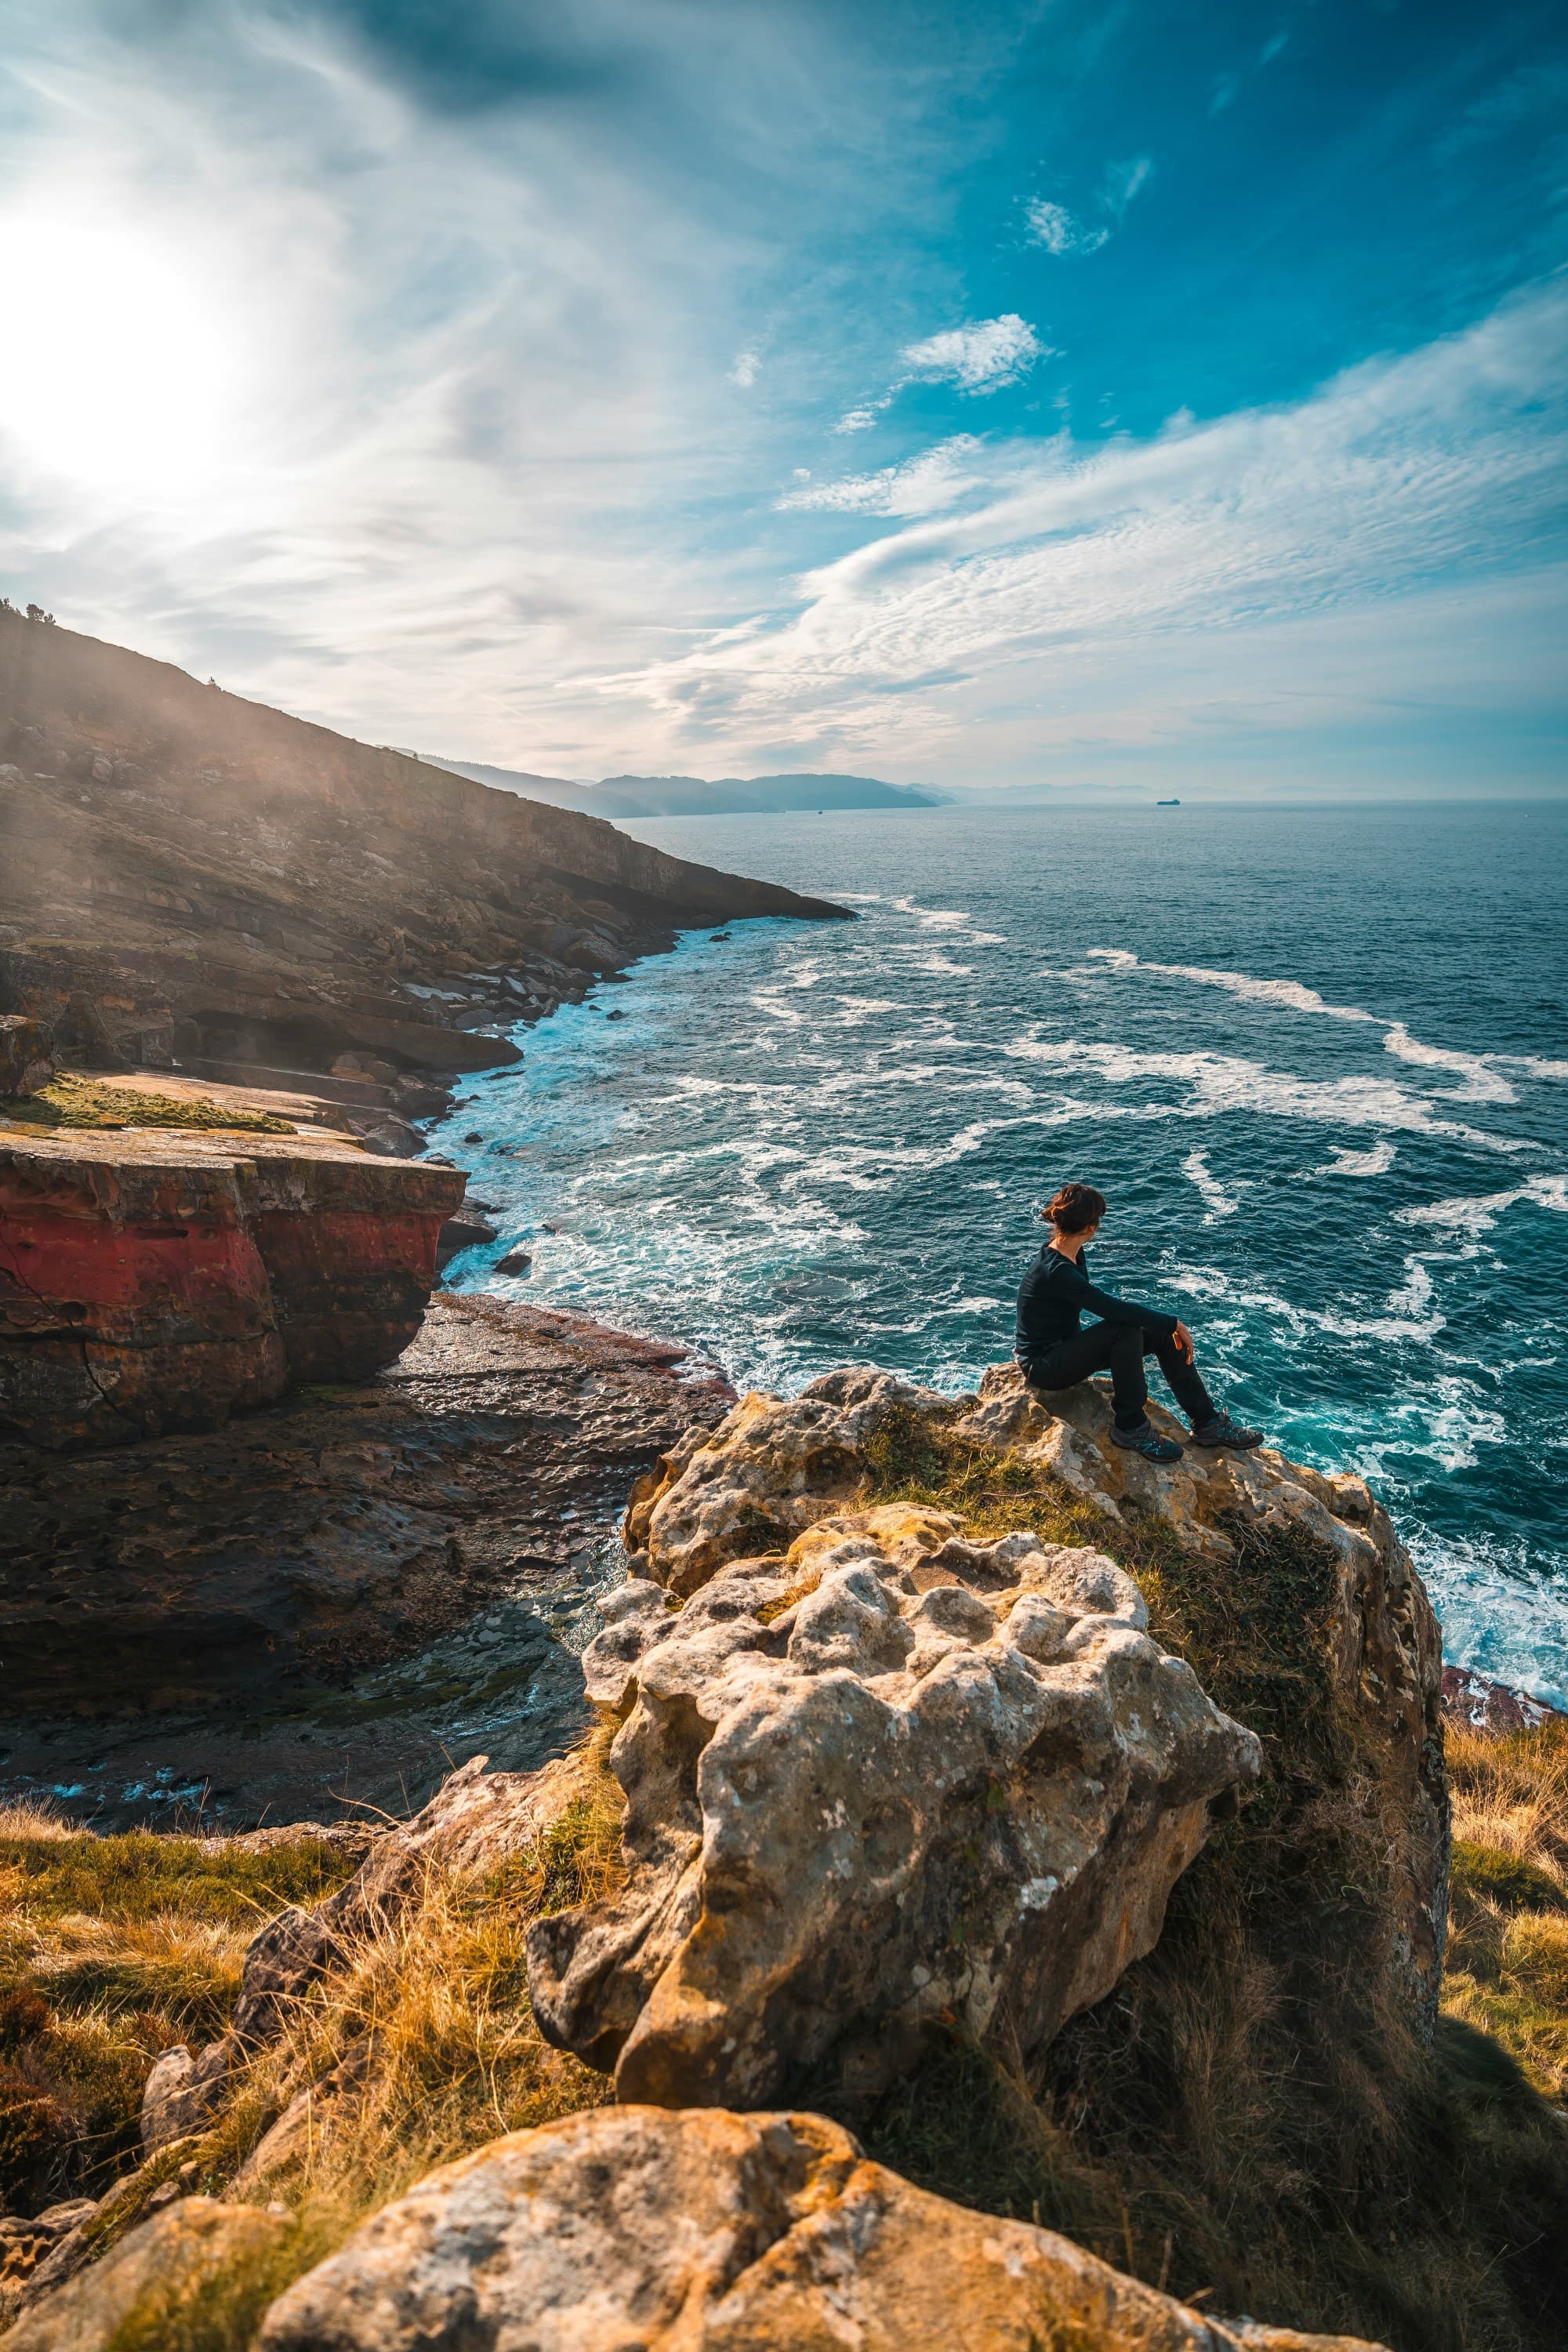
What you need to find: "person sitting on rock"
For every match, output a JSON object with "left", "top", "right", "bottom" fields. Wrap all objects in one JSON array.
[{"left": 1014, "top": 1181, "right": 1263, "bottom": 1465}]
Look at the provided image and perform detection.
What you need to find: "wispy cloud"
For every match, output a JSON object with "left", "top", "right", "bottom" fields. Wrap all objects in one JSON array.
[
  {"left": 728, "top": 346, "right": 762, "bottom": 387},
  {"left": 598, "top": 283, "right": 1568, "bottom": 779},
  {"left": 777, "top": 437, "right": 986, "bottom": 514},
  {"left": 899, "top": 314, "right": 1046, "bottom": 393},
  {"left": 1023, "top": 156, "right": 1151, "bottom": 254},
  {"left": 1023, "top": 199, "right": 1107, "bottom": 256}
]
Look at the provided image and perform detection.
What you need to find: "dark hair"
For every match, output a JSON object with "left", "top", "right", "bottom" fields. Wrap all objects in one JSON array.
[{"left": 1045, "top": 1181, "right": 1106, "bottom": 1234}]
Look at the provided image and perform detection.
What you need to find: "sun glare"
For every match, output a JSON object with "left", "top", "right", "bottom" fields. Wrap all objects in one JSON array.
[{"left": 0, "top": 208, "right": 242, "bottom": 502}]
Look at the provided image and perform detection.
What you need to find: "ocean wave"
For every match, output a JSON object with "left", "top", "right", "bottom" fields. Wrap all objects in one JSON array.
[
  {"left": 1315, "top": 1142, "right": 1396, "bottom": 1176},
  {"left": 1394, "top": 1174, "right": 1568, "bottom": 1229},
  {"left": 1081, "top": 946, "right": 1559, "bottom": 1109},
  {"left": 1181, "top": 1148, "right": 1244, "bottom": 1218},
  {"left": 1002, "top": 1031, "right": 1530, "bottom": 1152}
]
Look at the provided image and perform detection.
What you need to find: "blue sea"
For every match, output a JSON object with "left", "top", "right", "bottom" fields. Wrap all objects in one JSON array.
[{"left": 435, "top": 803, "right": 1568, "bottom": 1708}]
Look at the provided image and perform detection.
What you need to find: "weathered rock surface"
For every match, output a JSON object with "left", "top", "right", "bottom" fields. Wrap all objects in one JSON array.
[
  {"left": 0, "top": 1015, "right": 54, "bottom": 1098},
  {"left": 1441, "top": 1662, "right": 1568, "bottom": 1737},
  {"left": 2, "top": 2197, "right": 291, "bottom": 2350},
  {"left": 1, "top": 1294, "right": 733, "bottom": 1824},
  {"left": 254, "top": 2104, "right": 1386, "bottom": 2352},
  {"left": 0, "top": 1127, "right": 465, "bottom": 1448},
  {"left": 140, "top": 2038, "right": 234, "bottom": 2151},
  {"left": 629, "top": 1360, "right": 1450, "bottom": 2037},
  {"left": 529, "top": 1501, "right": 1259, "bottom": 2105},
  {"left": 625, "top": 1366, "right": 949, "bottom": 1595}
]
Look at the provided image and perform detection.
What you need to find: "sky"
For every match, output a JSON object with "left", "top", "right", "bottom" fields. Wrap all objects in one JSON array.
[{"left": 0, "top": 0, "right": 1565, "bottom": 797}]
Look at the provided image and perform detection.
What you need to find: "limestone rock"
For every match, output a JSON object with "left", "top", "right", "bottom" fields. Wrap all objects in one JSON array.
[
  {"left": 255, "top": 2104, "right": 1386, "bottom": 2352},
  {"left": 234, "top": 1749, "right": 593, "bottom": 2045},
  {"left": 529, "top": 1503, "right": 1259, "bottom": 2106},
  {"left": 625, "top": 1367, "right": 949, "bottom": 1596},
  {"left": 2, "top": 2198, "right": 291, "bottom": 2350},
  {"left": 140, "top": 2037, "right": 233, "bottom": 2150},
  {"left": 626, "top": 1359, "right": 1449, "bottom": 2038}
]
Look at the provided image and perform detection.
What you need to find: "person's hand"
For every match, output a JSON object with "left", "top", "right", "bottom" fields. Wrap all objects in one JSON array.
[{"left": 1173, "top": 1320, "right": 1194, "bottom": 1361}]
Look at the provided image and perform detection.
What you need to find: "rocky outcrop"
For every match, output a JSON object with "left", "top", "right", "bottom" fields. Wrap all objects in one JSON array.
[
  {"left": 0, "top": 1128, "right": 464, "bottom": 1447},
  {"left": 624, "top": 1366, "right": 948, "bottom": 1595},
  {"left": 1441, "top": 1664, "right": 1568, "bottom": 1737},
  {"left": 528, "top": 1501, "right": 1259, "bottom": 2106},
  {"left": 254, "top": 2104, "right": 1386, "bottom": 2352},
  {"left": 0, "top": 1015, "right": 53, "bottom": 1097},
  {"left": 0, "top": 608, "right": 846, "bottom": 1105},
  {"left": 627, "top": 1361, "right": 1450, "bottom": 2038}
]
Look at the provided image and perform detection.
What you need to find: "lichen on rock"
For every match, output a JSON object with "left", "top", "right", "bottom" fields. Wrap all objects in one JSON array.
[
  {"left": 528, "top": 1501, "right": 1261, "bottom": 2107},
  {"left": 253, "top": 2103, "right": 1387, "bottom": 2352}
]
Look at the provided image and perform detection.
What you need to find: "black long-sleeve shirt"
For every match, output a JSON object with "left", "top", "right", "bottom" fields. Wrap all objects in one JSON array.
[{"left": 1014, "top": 1243, "right": 1180, "bottom": 1366}]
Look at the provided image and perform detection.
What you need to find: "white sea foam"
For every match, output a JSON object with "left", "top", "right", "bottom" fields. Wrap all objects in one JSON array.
[
  {"left": 1181, "top": 1148, "right": 1243, "bottom": 1218},
  {"left": 1315, "top": 1141, "right": 1396, "bottom": 1176},
  {"left": 1395, "top": 1174, "right": 1568, "bottom": 1229},
  {"left": 1002, "top": 1031, "right": 1531, "bottom": 1152},
  {"left": 1382, "top": 1023, "right": 1517, "bottom": 1104},
  {"left": 1080, "top": 946, "right": 1561, "bottom": 1110}
]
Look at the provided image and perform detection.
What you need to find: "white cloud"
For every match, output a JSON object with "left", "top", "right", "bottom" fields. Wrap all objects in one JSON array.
[
  {"left": 833, "top": 406, "right": 881, "bottom": 434},
  {"left": 728, "top": 346, "right": 761, "bottom": 387},
  {"left": 899, "top": 314, "right": 1046, "bottom": 393},
  {"left": 778, "top": 437, "right": 986, "bottom": 515},
  {"left": 1022, "top": 157, "right": 1150, "bottom": 256},
  {"left": 597, "top": 283, "right": 1568, "bottom": 781},
  {"left": 1023, "top": 199, "right": 1107, "bottom": 256},
  {"left": 1102, "top": 155, "right": 1152, "bottom": 218}
]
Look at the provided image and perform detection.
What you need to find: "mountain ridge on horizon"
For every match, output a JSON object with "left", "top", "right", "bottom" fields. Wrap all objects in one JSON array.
[{"left": 426, "top": 759, "right": 950, "bottom": 819}]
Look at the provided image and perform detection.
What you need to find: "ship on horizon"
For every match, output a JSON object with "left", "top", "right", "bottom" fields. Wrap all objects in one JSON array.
[{"left": 1156, "top": 797, "right": 1181, "bottom": 805}]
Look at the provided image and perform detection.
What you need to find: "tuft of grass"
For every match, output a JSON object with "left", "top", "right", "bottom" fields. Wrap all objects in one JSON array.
[
  {"left": 0, "top": 1072, "right": 295, "bottom": 1134},
  {"left": 0, "top": 1828, "right": 360, "bottom": 2212},
  {"left": 1443, "top": 1721, "right": 1568, "bottom": 2105}
]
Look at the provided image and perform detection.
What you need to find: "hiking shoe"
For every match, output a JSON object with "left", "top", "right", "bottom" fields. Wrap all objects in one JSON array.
[
  {"left": 1109, "top": 1420, "right": 1185, "bottom": 1464},
  {"left": 1189, "top": 1411, "right": 1264, "bottom": 1450}
]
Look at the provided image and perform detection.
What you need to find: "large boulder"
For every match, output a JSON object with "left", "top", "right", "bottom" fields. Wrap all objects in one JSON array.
[
  {"left": 254, "top": 2103, "right": 1385, "bottom": 2352},
  {"left": 628, "top": 1361, "right": 1450, "bottom": 2038},
  {"left": 0, "top": 1129, "right": 466, "bottom": 1447},
  {"left": 528, "top": 1504, "right": 1259, "bottom": 2106}
]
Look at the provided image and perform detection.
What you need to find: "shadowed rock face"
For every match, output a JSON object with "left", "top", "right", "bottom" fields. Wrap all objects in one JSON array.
[
  {"left": 528, "top": 1502, "right": 1261, "bottom": 2107},
  {"left": 254, "top": 2104, "right": 1388, "bottom": 2352},
  {"left": 0, "top": 1129, "right": 464, "bottom": 1447},
  {"left": 626, "top": 1361, "right": 1450, "bottom": 2040}
]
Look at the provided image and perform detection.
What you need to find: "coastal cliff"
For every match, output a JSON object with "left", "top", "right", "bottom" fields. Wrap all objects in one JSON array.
[
  {"left": 3, "top": 1359, "right": 1565, "bottom": 2351},
  {"left": 0, "top": 608, "right": 845, "bottom": 1114}
]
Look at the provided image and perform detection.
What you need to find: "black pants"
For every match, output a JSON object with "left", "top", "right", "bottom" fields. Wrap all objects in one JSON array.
[{"left": 1022, "top": 1323, "right": 1216, "bottom": 1432}]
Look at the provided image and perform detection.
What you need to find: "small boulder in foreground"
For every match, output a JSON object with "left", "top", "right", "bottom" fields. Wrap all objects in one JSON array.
[{"left": 255, "top": 2103, "right": 1387, "bottom": 2352}]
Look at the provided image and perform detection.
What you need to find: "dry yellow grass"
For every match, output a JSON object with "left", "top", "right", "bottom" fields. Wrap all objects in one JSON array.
[{"left": 1443, "top": 1719, "right": 1568, "bottom": 2102}]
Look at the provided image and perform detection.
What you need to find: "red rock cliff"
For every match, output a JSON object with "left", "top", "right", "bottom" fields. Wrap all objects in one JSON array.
[{"left": 0, "top": 1131, "right": 466, "bottom": 1449}]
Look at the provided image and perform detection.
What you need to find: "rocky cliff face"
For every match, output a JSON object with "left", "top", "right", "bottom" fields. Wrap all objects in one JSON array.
[
  {"left": 0, "top": 609, "right": 845, "bottom": 1098},
  {"left": 623, "top": 1361, "right": 1450, "bottom": 2042},
  {"left": 0, "top": 1128, "right": 464, "bottom": 1448}
]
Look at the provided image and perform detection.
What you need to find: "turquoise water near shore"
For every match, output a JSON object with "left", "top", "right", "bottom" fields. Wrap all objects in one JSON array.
[{"left": 436, "top": 802, "right": 1568, "bottom": 1706}]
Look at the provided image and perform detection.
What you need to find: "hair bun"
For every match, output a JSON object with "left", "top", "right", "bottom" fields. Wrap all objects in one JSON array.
[{"left": 1046, "top": 1181, "right": 1107, "bottom": 1234}]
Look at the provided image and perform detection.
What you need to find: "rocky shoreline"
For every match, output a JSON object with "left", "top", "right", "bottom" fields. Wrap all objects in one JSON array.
[{"left": 0, "top": 1293, "right": 734, "bottom": 1831}]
